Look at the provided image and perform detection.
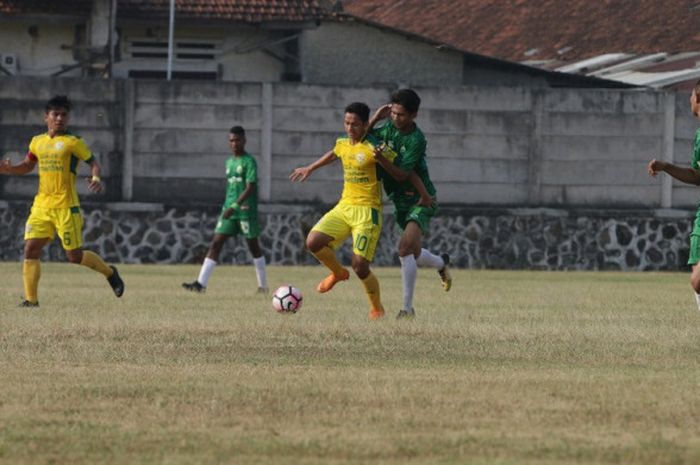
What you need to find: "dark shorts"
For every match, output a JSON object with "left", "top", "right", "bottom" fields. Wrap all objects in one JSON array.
[
  {"left": 214, "top": 210, "right": 260, "bottom": 239},
  {"left": 394, "top": 203, "right": 437, "bottom": 234}
]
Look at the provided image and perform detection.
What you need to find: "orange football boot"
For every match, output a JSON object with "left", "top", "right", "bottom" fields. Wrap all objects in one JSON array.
[
  {"left": 316, "top": 268, "right": 350, "bottom": 293},
  {"left": 368, "top": 306, "right": 385, "bottom": 321}
]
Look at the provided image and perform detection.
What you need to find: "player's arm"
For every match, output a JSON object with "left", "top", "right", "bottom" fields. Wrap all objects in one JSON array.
[
  {"left": 223, "top": 182, "right": 256, "bottom": 219},
  {"left": 373, "top": 145, "right": 411, "bottom": 182},
  {"left": 0, "top": 153, "right": 37, "bottom": 175},
  {"left": 368, "top": 104, "right": 391, "bottom": 131},
  {"left": 86, "top": 158, "right": 103, "bottom": 193},
  {"left": 407, "top": 171, "right": 435, "bottom": 207},
  {"left": 289, "top": 150, "right": 338, "bottom": 182},
  {"left": 648, "top": 159, "right": 700, "bottom": 185}
]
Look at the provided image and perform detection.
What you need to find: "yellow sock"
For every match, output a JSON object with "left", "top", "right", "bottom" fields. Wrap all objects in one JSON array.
[
  {"left": 23, "top": 259, "right": 40, "bottom": 303},
  {"left": 361, "top": 272, "right": 382, "bottom": 310},
  {"left": 311, "top": 246, "right": 345, "bottom": 276},
  {"left": 80, "top": 250, "right": 113, "bottom": 278}
]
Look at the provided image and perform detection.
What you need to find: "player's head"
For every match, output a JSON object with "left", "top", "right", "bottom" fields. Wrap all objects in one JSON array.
[
  {"left": 229, "top": 125, "right": 246, "bottom": 155},
  {"left": 692, "top": 80, "right": 700, "bottom": 118},
  {"left": 389, "top": 88, "right": 420, "bottom": 132},
  {"left": 44, "top": 95, "right": 71, "bottom": 135},
  {"left": 343, "top": 102, "right": 370, "bottom": 142}
]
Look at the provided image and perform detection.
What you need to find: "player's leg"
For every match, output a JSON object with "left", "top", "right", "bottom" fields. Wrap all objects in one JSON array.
[
  {"left": 21, "top": 206, "right": 55, "bottom": 306},
  {"left": 416, "top": 248, "right": 452, "bottom": 291},
  {"left": 688, "top": 233, "right": 700, "bottom": 311},
  {"left": 184, "top": 210, "right": 237, "bottom": 292},
  {"left": 308, "top": 205, "right": 351, "bottom": 293},
  {"left": 22, "top": 238, "right": 49, "bottom": 306},
  {"left": 397, "top": 220, "right": 422, "bottom": 318},
  {"left": 350, "top": 206, "right": 384, "bottom": 320},
  {"left": 59, "top": 208, "right": 124, "bottom": 297},
  {"left": 246, "top": 237, "right": 268, "bottom": 293},
  {"left": 183, "top": 233, "right": 230, "bottom": 292},
  {"left": 241, "top": 216, "right": 268, "bottom": 293}
]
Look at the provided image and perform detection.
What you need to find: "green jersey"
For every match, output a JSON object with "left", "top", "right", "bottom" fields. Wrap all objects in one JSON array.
[
  {"left": 691, "top": 129, "right": 700, "bottom": 229},
  {"left": 372, "top": 123, "right": 436, "bottom": 210},
  {"left": 224, "top": 153, "right": 258, "bottom": 217}
]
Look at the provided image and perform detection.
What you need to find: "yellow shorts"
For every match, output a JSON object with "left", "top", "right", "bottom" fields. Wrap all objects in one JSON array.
[
  {"left": 311, "top": 203, "right": 382, "bottom": 261},
  {"left": 24, "top": 206, "right": 84, "bottom": 250}
]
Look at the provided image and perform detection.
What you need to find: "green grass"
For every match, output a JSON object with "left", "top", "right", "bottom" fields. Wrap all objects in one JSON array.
[{"left": 2, "top": 262, "right": 700, "bottom": 464}]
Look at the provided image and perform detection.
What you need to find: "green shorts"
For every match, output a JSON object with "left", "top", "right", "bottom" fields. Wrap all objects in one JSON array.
[
  {"left": 214, "top": 210, "right": 260, "bottom": 239},
  {"left": 689, "top": 234, "right": 700, "bottom": 265},
  {"left": 394, "top": 203, "right": 436, "bottom": 234}
]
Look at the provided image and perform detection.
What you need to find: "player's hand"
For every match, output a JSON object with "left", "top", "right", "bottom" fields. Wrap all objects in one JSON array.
[
  {"left": 373, "top": 144, "right": 387, "bottom": 161},
  {"left": 290, "top": 167, "right": 311, "bottom": 182},
  {"left": 0, "top": 158, "right": 10, "bottom": 174},
  {"left": 647, "top": 159, "right": 665, "bottom": 177},
  {"left": 372, "top": 104, "right": 391, "bottom": 121},
  {"left": 416, "top": 195, "right": 436, "bottom": 208},
  {"left": 86, "top": 176, "right": 103, "bottom": 193},
  {"left": 223, "top": 207, "right": 235, "bottom": 219}
]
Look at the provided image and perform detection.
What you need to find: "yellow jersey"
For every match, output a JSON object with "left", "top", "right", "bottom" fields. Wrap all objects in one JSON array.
[
  {"left": 333, "top": 134, "right": 396, "bottom": 209},
  {"left": 28, "top": 132, "right": 94, "bottom": 208}
]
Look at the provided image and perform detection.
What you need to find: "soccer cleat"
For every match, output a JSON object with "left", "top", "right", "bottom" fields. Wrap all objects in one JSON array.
[
  {"left": 369, "top": 306, "right": 385, "bottom": 321},
  {"left": 438, "top": 253, "right": 452, "bottom": 292},
  {"left": 396, "top": 308, "right": 416, "bottom": 320},
  {"left": 19, "top": 300, "right": 39, "bottom": 308},
  {"left": 108, "top": 266, "right": 125, "bottom": 297},
  {"left": 256, "top": 287, "right": 269, "bottom": 294},
  {"left": 316, "top": 268, "right": 350, "bottom": 293},
  {"left": 182, "top": 281, "right": 206, "bottom": 293}
]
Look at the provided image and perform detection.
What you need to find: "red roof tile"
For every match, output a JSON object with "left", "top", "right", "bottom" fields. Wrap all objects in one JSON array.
[
  {"left": 0, "top": 0, "right": 332, "bottom": 23},
  {"left": 342, "top": 0, "right": 700, "bottom": 63}
]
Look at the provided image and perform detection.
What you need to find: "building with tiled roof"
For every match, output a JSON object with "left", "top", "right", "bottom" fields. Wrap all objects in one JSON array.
[
  {"left": 342, "top": 0, "right": 700, "bottom": 90},
  {"left": 0, "top": 0, "right": 634, "bottom": 88}
]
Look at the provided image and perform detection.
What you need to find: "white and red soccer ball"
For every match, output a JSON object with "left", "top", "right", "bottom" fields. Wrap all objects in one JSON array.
[{"left": 272, "top": 285, "right": 303, "bottom": 313}]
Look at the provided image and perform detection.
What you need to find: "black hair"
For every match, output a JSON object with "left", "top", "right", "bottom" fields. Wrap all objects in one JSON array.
[
  {"left": 46, "top": 95, "right": 71, "bottom": 112},
  {"left": 695, "top": 79, "right": 700, "bottom": 95},
  {"left": 230, "top": 126, "right": 246, "bottom": 136},
  {"left": 391, "top": 88, "right": 421, "bottom": 114},
  {"left": 344, "top": 102, "right": 370, "bottom": 123}
]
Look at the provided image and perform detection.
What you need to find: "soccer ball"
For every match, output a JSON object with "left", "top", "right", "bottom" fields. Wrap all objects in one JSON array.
[{"left": 272, "top": 285, "right": 303, "bottom": 313}]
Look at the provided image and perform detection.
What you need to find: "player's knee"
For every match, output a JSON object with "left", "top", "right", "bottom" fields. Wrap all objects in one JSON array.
[
  {"left": 66, "top": 250, "right": 82, "bottom": 264},
  {"left": 351, "top": 257, "right": 370, "bottom": 278}
]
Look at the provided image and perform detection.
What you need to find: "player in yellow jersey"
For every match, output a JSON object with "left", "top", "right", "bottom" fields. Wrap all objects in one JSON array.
[
  {"left": 0, "top": 95, "right": 124, "bottom": 307},
  {"left": 290, "top": 102, "right": 432, "bottom": 320}
]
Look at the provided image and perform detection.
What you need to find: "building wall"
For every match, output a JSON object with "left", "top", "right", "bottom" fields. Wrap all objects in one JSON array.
[
  {"left": 0, "top": 77, "right": 696, "bottom": 210},
  {"left": 300, "top": 21, "right": 464, "bottom": 87},
  {"left": 112, "top": 25, "right": 286, "bottom": 82},
  {"left": 0, "top": 21, "right": 81, "bottom": 77}
]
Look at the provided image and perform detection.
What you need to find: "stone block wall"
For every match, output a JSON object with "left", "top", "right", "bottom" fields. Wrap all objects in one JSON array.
[{"left": 0, "top": 201, "right": 694, "bottom": 271}]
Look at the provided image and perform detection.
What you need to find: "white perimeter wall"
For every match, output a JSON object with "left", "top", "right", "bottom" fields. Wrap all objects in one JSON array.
[{"left": 0, "top": 77, "right": 694, "bottom": 209}]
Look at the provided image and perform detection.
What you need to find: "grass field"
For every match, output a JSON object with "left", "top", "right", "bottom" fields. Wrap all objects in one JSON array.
[{"left": 2, "top": 262, "right": 700, "bottom": 464}]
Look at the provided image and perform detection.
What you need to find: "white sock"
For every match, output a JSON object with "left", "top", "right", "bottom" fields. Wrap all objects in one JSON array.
[
  {"left": 695, "top": 292, "right": 700, "bottom": 311},
  {"left": 197, "top": 257, "right": 217, "bottom": 287},
  {"left": 416, "top": 248, "right": 444, "bottom": 269},
  {"left": 399, "top": 254, "right": 418, "bottom": 311},
  {"left": 254, "top": 256, "right": 267, "bottom": 288}
]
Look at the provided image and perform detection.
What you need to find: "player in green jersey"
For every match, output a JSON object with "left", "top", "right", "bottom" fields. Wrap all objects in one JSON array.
[
  {"left": 370, "top": 89, "right": 452, "bottom": 319},
  {"left": 648, "top": 80, "right": 700, "bottom": 311},
  {"left": 182, "top": 126, "right": 268, "bottom": 294}
]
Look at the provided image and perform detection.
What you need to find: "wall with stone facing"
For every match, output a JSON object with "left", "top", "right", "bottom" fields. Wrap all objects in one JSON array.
[{"left": 0, "top": 201, "right": 694, "bottom": 271}]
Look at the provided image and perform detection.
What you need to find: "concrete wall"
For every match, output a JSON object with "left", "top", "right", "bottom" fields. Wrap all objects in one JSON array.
[
  {"left": 0, "top": 76, "right": 697, "bottom": 209},
  {"left": 300, "top": 22, "right": 464, "bottom": 87}
]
